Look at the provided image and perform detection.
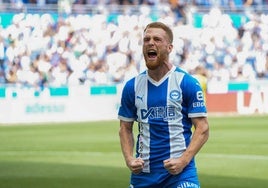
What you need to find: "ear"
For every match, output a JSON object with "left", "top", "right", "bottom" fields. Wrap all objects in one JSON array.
[{"left": 168, "top": 44, "right": 173, "bottom": 53}]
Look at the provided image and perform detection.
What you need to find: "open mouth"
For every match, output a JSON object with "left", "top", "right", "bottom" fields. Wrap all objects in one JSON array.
[{"left": 147, "top": 50, "right": 157, "bottom": 59}]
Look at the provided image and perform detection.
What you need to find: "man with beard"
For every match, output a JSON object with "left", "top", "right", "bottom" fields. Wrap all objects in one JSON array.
[{"left": 118, "top": 22, "right": 209, "bottom": 188}]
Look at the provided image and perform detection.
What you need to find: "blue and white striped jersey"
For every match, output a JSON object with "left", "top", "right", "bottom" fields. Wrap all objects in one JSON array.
[{"left": 118, "top": 65, "right": 207, "bottom": 173}]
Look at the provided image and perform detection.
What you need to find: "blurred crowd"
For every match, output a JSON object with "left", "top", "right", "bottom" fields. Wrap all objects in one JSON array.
[
  {"left": 2, "top": 0, "right": 268, "bottom": 6},
  {"left": 0, "top": 4, "right": 268, "bottom": 91}
]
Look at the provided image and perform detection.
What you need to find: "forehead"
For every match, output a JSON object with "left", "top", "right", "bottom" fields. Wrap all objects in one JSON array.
[{"left": 143, "top": 27, "right": 167, "bottom": 38}]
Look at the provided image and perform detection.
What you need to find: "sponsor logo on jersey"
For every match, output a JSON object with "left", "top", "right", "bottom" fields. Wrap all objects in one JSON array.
[
  {"left": 136, "top": 95, "right": 144, "bottom": 102},
  {"left": 192, "top": 91, "right": 205, "bottom": 108},
  {"left": 177, "top": 181, "right": 200, "bottom": 188},
  {"left": 141, "top": 105, "right": 178, "bottom": 121}
]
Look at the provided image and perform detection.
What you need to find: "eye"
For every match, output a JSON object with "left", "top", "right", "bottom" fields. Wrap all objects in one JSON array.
[
  {"left": 143, "top": 37, "right": 150, "bottom": 42},
  {"left": 154, "top": 37, "right": 161, "bottom": 42}
]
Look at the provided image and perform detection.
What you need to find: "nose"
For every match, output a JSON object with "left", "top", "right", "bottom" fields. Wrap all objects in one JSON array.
[{"left": 147, "top": 38, "right": 155, "bottom": 46}]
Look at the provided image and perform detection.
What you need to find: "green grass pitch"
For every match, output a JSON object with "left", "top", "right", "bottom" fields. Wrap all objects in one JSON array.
[{"left": 0, "top": 115, "right": 268, "bottom": 188}]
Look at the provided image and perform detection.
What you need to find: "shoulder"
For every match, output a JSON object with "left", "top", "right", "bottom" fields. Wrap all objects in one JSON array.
[
  {"left": 122, "top": 71, "right": 147, "bottom": 92},
  {"left": 173, "top": 66, "right": 198, "bottom": 84},
  {"left": 125, "top": 71, "right": 147, "bottom": 86}
]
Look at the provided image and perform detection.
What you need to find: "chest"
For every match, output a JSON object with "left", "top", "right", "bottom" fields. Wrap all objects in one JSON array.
[{"left": 134, "top": 79, "right": 183, "bottom": 121}]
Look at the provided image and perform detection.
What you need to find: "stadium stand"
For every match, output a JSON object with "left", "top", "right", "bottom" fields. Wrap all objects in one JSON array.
[{"left": 0, "top": 0, "right": 267, "bottom": 92}]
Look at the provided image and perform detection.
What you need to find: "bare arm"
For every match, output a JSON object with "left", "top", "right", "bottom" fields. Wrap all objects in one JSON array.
[
  {"left": 181, "top": 116, "right": 209, "bottom": 163},
  {"left": 119, "top": 120, "right": 144, "bottom": 174},
  {"left": 164, "top": 116, "right": 209, "bottom": 175}
]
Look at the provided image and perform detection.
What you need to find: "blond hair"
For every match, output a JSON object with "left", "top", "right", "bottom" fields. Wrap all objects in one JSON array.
[{"left": 144, "top": 22, "right": 173, "bottom": 43}]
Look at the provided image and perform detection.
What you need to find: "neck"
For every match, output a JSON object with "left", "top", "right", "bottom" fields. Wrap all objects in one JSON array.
[{"left": 148, "top": 63, "right": 173, "bottom": 82}]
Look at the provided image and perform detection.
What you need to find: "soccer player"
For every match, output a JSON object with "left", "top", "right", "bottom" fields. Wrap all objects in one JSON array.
[{"left": 118, "top": 22, "right": 209, "bottom": 188}]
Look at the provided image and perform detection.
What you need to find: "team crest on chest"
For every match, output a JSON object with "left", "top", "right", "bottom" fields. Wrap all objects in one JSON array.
[{"left": 169, "top": 90, "right": 181, "bottom": 101}]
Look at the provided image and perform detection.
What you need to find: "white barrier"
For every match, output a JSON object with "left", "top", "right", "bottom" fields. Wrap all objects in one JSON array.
[{"left": 0, "top": 85, "right": 122, "bottom": 124}]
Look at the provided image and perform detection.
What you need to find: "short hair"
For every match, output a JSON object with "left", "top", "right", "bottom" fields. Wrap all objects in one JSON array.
[{"left": 144, "top": 22, "right": 173, "bottom": 43}]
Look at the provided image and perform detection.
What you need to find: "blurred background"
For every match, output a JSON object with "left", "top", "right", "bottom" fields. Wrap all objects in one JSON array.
[{"left": 0, "top": 0, "right": 268, "bottom": 124}]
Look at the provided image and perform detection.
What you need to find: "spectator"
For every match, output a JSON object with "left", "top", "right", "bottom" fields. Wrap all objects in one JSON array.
[{"left": 0, "top": 4, "right": 267, "bottom": 90}]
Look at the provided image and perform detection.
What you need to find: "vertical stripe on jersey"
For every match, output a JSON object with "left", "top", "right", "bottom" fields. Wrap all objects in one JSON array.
[
  {"left": 167, "top": 71, "right": 186, "bottom": 159},
  {"left": 134, "top": 74, "right": 150, "bottom": 172}
]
